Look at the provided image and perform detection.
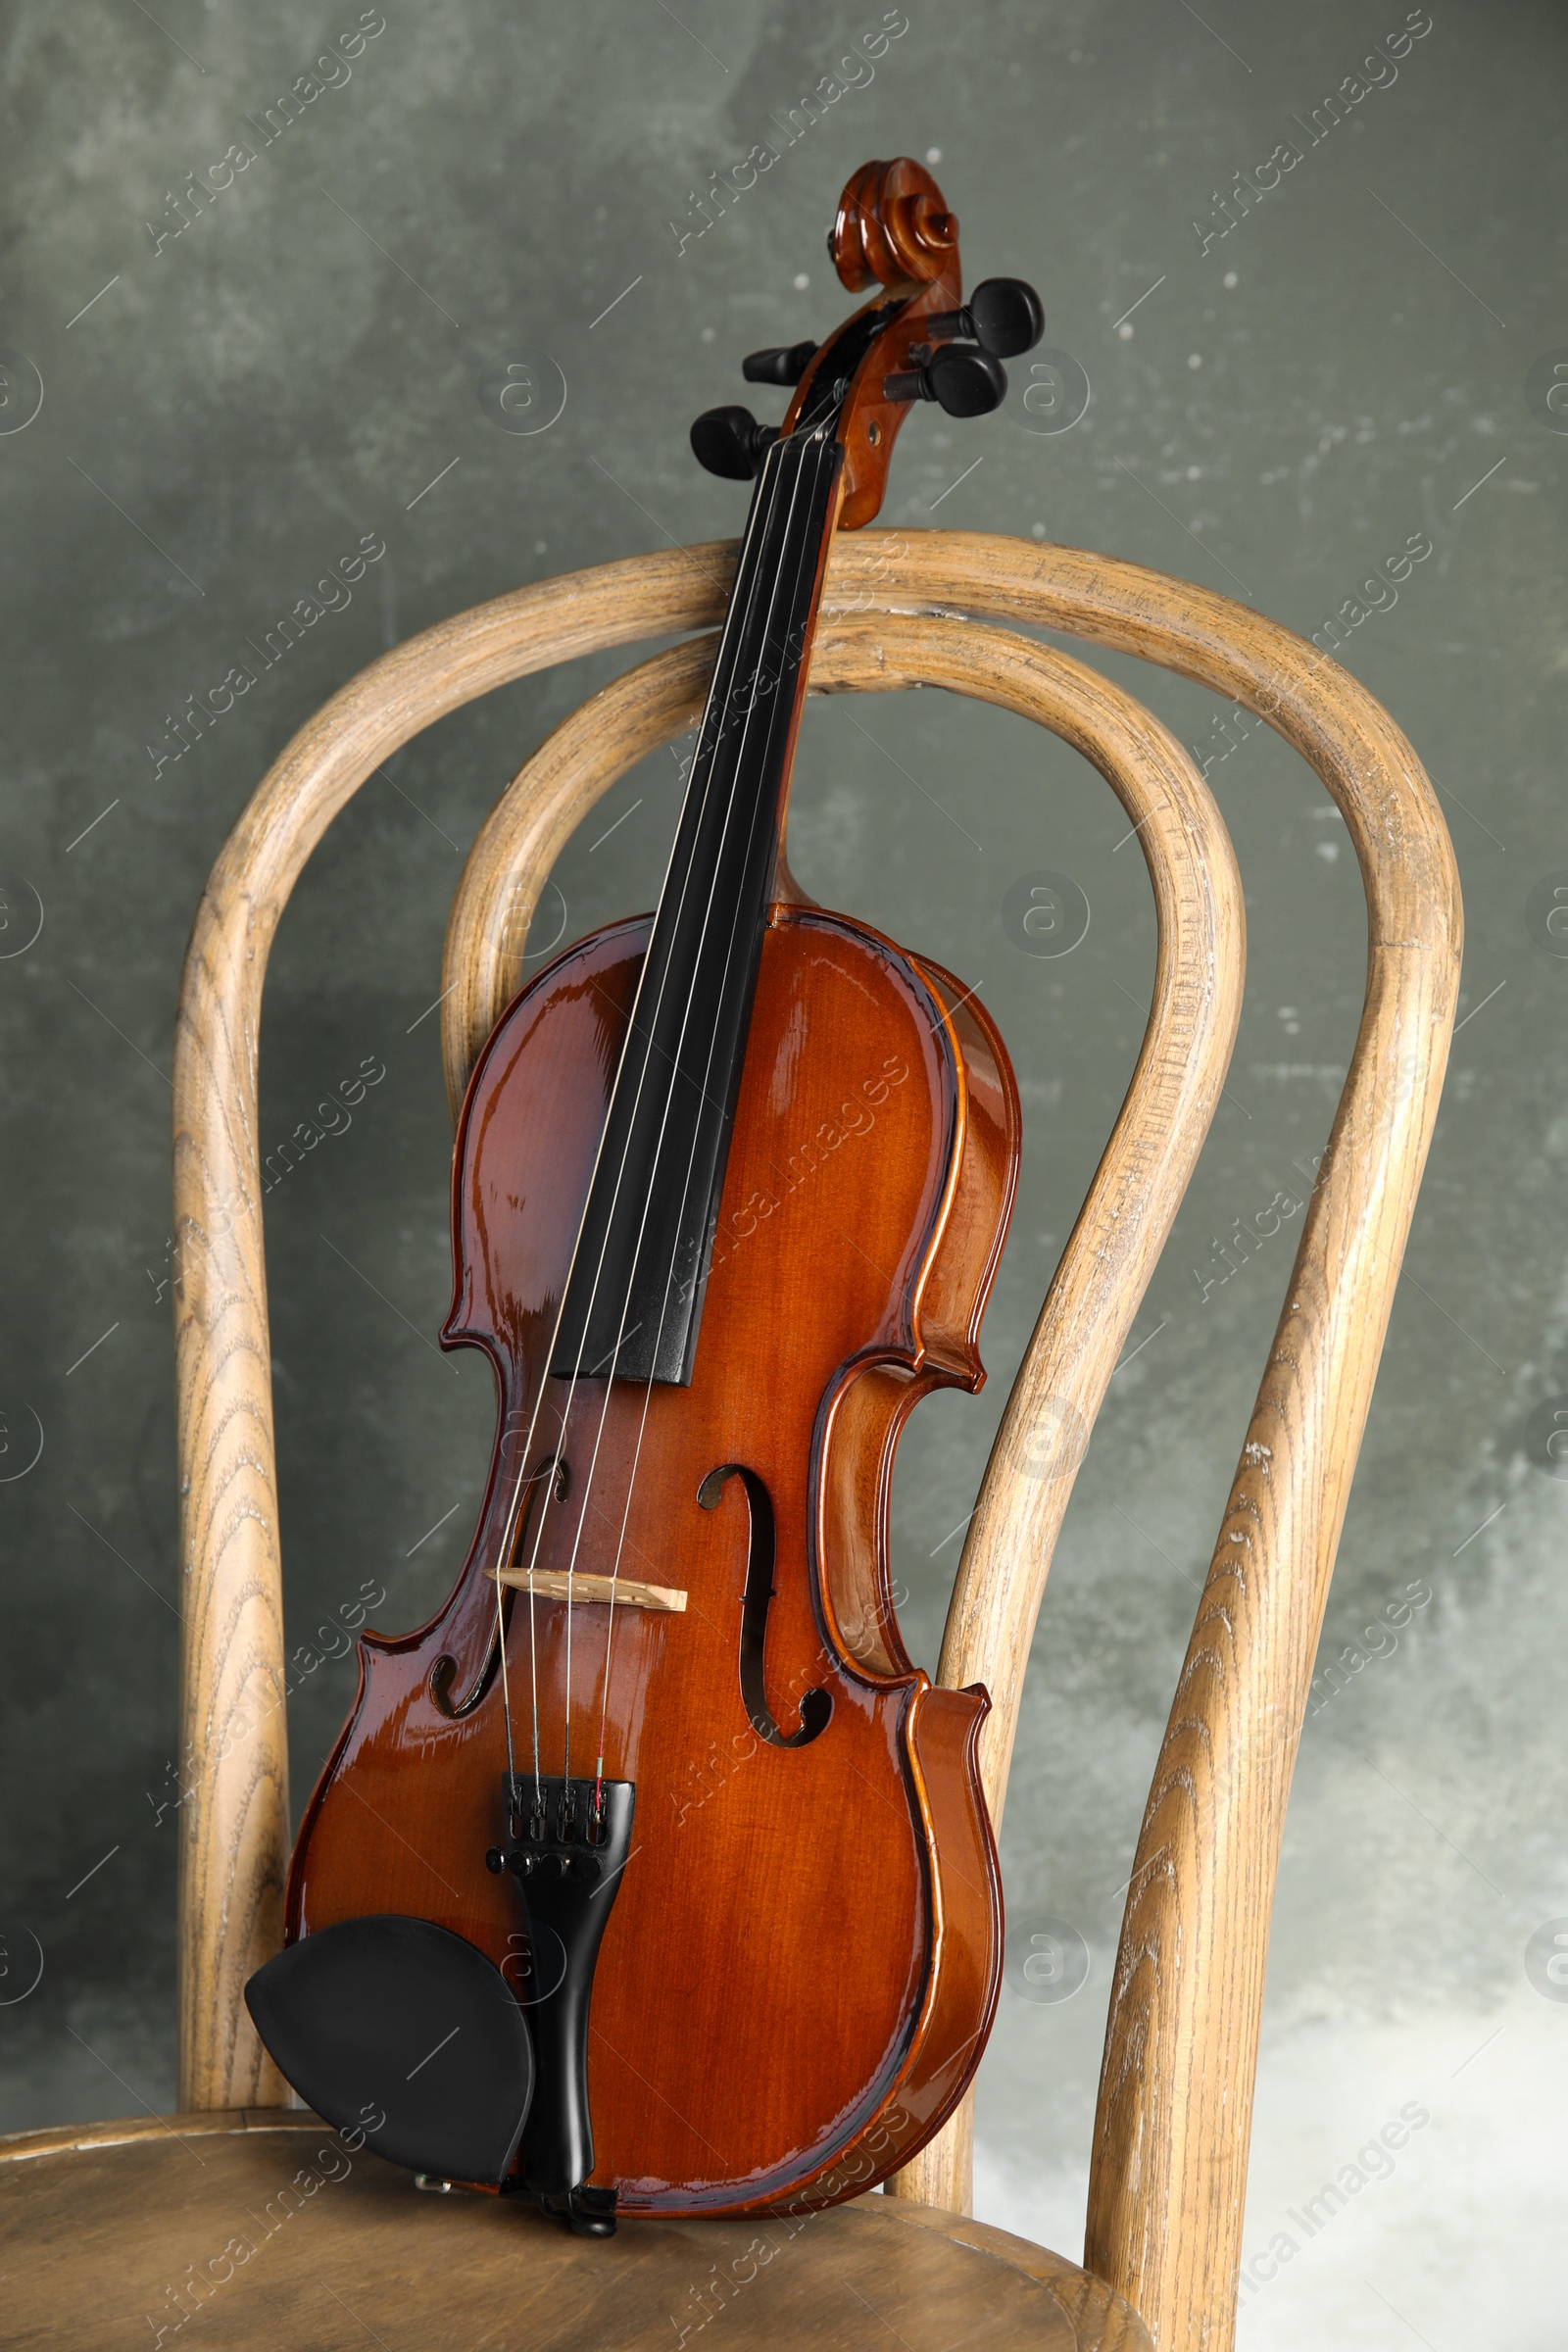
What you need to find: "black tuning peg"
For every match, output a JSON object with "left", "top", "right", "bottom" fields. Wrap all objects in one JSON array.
[
  {"left": 742, "top": 340, "right": 818, "bottom": 387},
  {"left": 925, "top": 277, "right": 1045, "bottom": 360},
  {"left": 882, "top": 343, "right": 1008, "bottom": 419},
  {"left": 690, "top": 404, "right": 780, "bottom": 479}
]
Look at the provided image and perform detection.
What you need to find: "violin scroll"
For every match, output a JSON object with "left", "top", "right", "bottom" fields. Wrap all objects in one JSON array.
[
  {"left": 688, "top": 157, "right": 1043, "bottom": 527},
  {"left": 829, "top": 156, "right": 958, "bottom": 291}
]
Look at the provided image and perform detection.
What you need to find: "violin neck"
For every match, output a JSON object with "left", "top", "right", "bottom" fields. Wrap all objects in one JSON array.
[{"left": 550, "top": 427, "right": 845, "bottom": 1390}]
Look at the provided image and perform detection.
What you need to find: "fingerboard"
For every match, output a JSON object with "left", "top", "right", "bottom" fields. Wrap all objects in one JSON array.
[{"left": 550, "top": 424, "right": 844, "bottom": 1387}]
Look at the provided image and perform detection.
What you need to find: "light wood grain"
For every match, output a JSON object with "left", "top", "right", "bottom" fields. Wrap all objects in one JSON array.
[
  {"left": 817, "top": 537, "right": 1460, "bottom": 2348},
  {"left": 0, "top": 2106, "right": 318, "bottom": 2167},
  {"left": 172, "top": 550, "right": 733, "bottom": 2113},
  {"left": 488, "top": 1568, "right": 688, "bottom": 1612},
  {"left": 902, "top": 2204, "right": 1157, "bottom": 2352},
  {"left": 441, "top": 632, "right": 716, "bottom": 1123},
  {"left": 176, "top": 553, "right": 1237, "bottom": 2124},
  {"left": 173, "top": 532, "right": 1457, "bottom": 2352},
  {"left": 438, "top": 612, "right": 1246, "bottom": 2236},
  {"left": 442, "top": 612, "right": 1247, "bottom": 2234},
  {"left": 0, "top": 2110, "right": 1152, "bottom": 2352}
]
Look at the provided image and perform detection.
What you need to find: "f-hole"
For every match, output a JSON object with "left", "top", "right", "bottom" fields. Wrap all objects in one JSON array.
[
  {"left": 430, "top": 1454, "right": 569, "bottom": 1720},
  {"left": 698, "top": 1463, "right": 831, "bottom": 1748}
]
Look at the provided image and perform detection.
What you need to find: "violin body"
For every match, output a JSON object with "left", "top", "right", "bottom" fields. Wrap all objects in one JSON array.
[
  {"left": 255, "top": 156, "right": 1049, "bottom": 2222},
  {"left": 287, "top": 898, "right": 1019, "bottom": 2210}
]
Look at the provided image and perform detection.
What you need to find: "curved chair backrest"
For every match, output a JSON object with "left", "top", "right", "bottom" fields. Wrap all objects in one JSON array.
[{"left": 172, "top": 532, "right": 1458, "bottom": 2352}]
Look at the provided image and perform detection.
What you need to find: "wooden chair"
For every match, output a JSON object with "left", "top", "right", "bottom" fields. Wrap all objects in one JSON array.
[{"left": 1, "top": 533, "right": 1459, "bottom": 2351}]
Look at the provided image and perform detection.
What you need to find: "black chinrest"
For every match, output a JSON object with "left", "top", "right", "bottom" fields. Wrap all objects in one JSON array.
[{"left": 245, "top": 1914, "right": 533, "bottom": 2184}]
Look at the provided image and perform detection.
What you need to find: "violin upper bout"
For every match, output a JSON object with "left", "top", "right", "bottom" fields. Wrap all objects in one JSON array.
[{"left": 441, "top": 919, "right": 650, "bottom": 1362}]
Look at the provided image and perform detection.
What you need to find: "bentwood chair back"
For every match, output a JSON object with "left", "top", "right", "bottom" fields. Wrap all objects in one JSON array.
[{"left": 2, "top": 531, "right": 1459, "bottom": 2352}]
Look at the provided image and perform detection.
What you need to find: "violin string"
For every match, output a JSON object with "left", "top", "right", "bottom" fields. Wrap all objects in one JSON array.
[
  {"left": 546, "top": 428, "right": 823, "bottom": 1790},
  {"left": 562, "top": 427, "right": 832, "bottom": 1778},
  {"left": 575, "top": 421, "right": 840, "bottom": 1789},
  {"left": 495, "top": 1557, "right": 518, "bottom": 1800},
  {"left": 592, "top": 424, "right": 836, "bottom": 1782},
  {"left": 479, "top": 452, "right": 786, "bottom": 1805},
  {"left": 489, "top": 349, "right": 856, "bottom": 1806},
  {"left": 512, "top": 1451, "right": 560, "bottom": 1802},
  {"left": 487, "top": 430, "right": 803, "bottom": 1793}
]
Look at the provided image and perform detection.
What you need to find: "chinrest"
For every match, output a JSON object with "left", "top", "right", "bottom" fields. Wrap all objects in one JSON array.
[{"left": 245, "top": 1913, "right": 533, "bottom": 2185}]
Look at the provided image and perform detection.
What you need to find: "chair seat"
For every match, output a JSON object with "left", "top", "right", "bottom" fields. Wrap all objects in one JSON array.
[{"left": 2, "top": 2109, "right": 1151, "bottom": 2351}]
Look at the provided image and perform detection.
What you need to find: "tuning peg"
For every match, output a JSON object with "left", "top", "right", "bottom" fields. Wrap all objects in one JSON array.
[
  {"left": 925, "top": 277, "right": 1045, "bottom": 360},
  {"left": 882, "top": 343, "right": 1007, "bottom": 418},
  {"left": 690, "top": 405, "right": 780, "bottom": 480},
  {"left": 742, "top": 340, "right": 818, "bottom": 387}
]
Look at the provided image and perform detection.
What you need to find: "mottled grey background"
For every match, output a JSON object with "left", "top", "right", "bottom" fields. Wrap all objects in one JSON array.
[{"left": 2, "top": 1, "right": 1564, "bottom": 2341}]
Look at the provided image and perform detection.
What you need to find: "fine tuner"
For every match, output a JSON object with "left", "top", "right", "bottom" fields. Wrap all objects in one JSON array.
[{"left": 694, "top": 270, "right": 1045, "bottom": 480}]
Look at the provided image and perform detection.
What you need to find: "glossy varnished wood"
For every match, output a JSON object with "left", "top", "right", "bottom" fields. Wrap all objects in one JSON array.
[
  {"left": 788, "top": 157, "right": 962, "bottom": 531},
  {"left": 492, "top": 1567, "right": 688, "bottom": 1611},
  {"left": 424, "top": 565, "right": 1456, "bottom": 2311},
  {"left": 171, "top": 530, "right": 1457, "bottom": 2352},
  {"left": 287, "top": 905, "right": 1019, "bottom": 2210},
  {"left": 831, "top": 542, "right": 1460, "bottom": 2351},
  {"left": 0, "top": 2111, "right": 1152, "bottom": 2352},
  {"left": 442, "top": 612, "right": 1250, "bottom": 2227},
  {"left": 172, "top": 545, "right": 740, "bottom": 2116}
]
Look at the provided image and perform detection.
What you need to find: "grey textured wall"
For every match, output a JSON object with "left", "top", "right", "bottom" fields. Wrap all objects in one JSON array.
[{"left": 2, "top": 2, "right": 1563, "bottom": 2340}]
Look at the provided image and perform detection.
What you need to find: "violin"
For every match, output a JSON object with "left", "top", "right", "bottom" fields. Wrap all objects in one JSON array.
[{"left": 247, "top": 158, "right": 1043, "bottom": 2233}]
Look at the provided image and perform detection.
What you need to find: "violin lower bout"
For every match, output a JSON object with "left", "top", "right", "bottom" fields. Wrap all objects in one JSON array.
[{"left": 287, "top": 905, "right": 1020, "bottom": 2213}]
